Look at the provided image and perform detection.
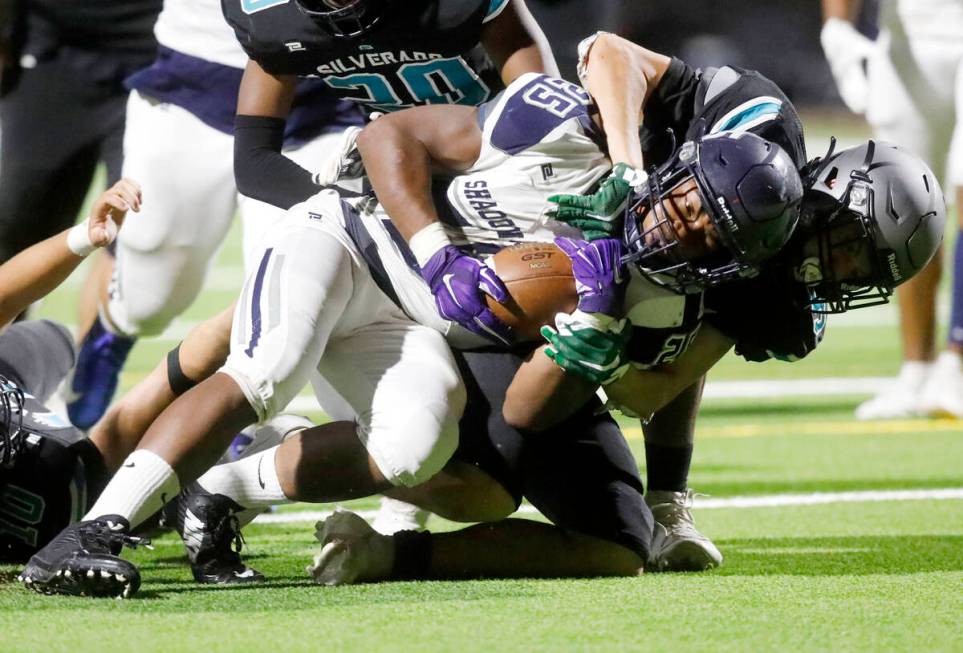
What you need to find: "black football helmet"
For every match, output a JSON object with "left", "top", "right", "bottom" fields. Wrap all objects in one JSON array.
[
  {"left": 622, "top": 131, "right": 804, "bottom": 293},
  {"left": 0, "top": 374, "right": 25, "bottom": 469},
  {"left": 795, "top": 139, "right": 946, "bottom": 313},
  {"left": 295, "top": 0, "right": 389, "bottom": 38}
]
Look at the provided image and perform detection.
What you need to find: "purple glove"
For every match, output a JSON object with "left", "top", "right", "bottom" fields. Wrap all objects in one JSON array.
[
  {"left": 420, "top": 245, "right": 513, "bottom": 346},
  {"left": 555, "top": 237, "right": 627, "bottom": 316}
]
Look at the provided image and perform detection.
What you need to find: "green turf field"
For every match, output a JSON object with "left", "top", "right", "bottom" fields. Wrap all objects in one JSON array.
[{"left": 0, "top": 112, "right": 961, "bottom": 651}]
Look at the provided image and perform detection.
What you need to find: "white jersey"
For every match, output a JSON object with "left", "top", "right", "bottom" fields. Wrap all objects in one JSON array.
[
  {"left": 154, "top": 0, "right": 249, "bottom": 68},
  {"left": 336, "top": 73, "right": 704, "bottom": 364},
  {"left": 881, "top": 0, "right": 963, "bottom": 44}
]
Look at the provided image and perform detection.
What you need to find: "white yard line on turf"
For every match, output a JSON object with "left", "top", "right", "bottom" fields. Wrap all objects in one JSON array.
[
  {"left": 253, "top": 487, "right": 963, "bottom": 524},
  {"left": 285, "top": 377, "right": 899, "bottom": 412}
]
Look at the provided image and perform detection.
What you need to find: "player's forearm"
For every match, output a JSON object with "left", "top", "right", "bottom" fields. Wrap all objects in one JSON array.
[
  {"left": 604, "top": 326, "right": 734, "bottom": 418},
  {"left": 581, "top": 34, "right": 656, "bottom": 169},
  {"left": 357, "top": 116, "right": 443, "bottom": 242},
  {"left": 0, "top": 230, "right": 84, "bottom": 328},
  {"left": 503, "top": 345, "right": 599, "bottom": 431},
  {"left": 484, "top": 0, "right": 558, "bottom": 83}
]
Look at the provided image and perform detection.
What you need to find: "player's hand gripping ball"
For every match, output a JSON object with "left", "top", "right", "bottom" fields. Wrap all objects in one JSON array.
[
  {"left": 484, "top": 243, "right": 578, "bottom": 342},
  {"left": 554, "top": 236, "right": 627, "bottom": 316}
]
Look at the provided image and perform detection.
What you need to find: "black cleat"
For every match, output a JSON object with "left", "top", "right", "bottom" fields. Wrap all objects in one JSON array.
[
  {"left": 160, "top": 483, "right": 264, "bottom": 585},
  {"left": 19, "top": 516, "right": 149, "bottom": 598}
]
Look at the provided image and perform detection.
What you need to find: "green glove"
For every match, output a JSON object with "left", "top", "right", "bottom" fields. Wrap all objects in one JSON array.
[
  {"left": 548, "top": 163, "right": 644, "bottom": 241},
  {"left": 541, "top": 311, "right": 632, "bottom": 386}
]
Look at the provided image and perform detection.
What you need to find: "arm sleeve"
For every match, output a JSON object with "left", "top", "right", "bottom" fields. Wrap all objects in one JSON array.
[{"left": 233, "top": 115, "right": 321, "bottom": 210}]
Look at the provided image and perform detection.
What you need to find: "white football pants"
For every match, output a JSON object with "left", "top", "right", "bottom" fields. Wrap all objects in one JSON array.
[
  {"left": 107, "top": 90, "right": 347, "bottom": 336},
  {"left": 221, "top": 191, "right": 466, "bottom": 487}
]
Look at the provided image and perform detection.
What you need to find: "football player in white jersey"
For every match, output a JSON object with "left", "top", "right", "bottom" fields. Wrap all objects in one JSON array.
[
  {"left": 821, "top": 0, "right": 963, "bottom": 419},
  {"left": 64, "top": 0, "right": 365, "bottom": 431},
  {"left": 20, "top": 64, "right": 803, "bottom": 596}
]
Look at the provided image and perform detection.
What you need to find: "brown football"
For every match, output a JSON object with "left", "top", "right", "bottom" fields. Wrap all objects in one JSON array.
[{"left": 485, "top": 242, "right": 577, "bottom": 342}]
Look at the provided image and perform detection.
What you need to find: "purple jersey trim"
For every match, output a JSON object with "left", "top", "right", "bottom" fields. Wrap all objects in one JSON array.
[
  {"left": 489, "top": 75, "right": 592, "bottom": 156},
  {"left": 126, "top": 46, "right": 363, "bottom": 140},
  {"left": 244, "top": 248, "right": 273, "bottom": 357}
]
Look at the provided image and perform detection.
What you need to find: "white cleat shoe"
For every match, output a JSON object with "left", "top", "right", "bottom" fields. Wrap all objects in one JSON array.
[
  {"left": 854, "top": 361, "right": 932, "bottom": 420},
  {"left": 919, "top": 351, "right": 963, "bottom": 419},
  {"left": 371, "top": 497, "right": 430, "bottom": 535},
  {"left": 308, "top": 510, "right": 394, "bottom": 586},
  {"left": 646, "top": 489, "right": 722, "bottom": 572}
]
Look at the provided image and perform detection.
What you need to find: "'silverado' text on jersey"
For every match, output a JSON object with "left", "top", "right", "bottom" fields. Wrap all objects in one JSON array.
[{"left": 222, "top": 0, "right": 511, "bottom": 113}]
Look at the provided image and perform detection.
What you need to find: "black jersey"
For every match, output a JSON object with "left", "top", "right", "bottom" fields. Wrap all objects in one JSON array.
[
  {"left": 641, "top": 57, "right": 807, "bottom": 170},
  {"left": 639, "top": 58, "right": 820, "bottom": 362},
  {"left": 222, "top": 0, "right": 509, "bottom": 112},
  {"left": 0, "top": 394, "right": 107, "bottom": 563}
]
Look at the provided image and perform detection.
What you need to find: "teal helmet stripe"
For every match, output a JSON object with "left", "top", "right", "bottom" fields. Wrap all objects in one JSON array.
[{"left": 710, "top": 97, "right": 783, "bottom": 134}]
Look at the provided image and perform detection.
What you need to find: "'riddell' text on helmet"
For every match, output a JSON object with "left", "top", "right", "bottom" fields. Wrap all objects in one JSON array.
[{"left": 798, "top": 139, "right": 947, "bottom": 313}]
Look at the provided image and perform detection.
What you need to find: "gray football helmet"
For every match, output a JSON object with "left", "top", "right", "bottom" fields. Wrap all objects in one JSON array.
[{"left": 796, "top": 139, "right": 946, "bottom": 313}]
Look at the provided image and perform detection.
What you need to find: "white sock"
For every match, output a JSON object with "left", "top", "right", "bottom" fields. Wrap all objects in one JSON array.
[
  {"left": 196, "top": 446, "right": 291, "bottom": 510},
  {"left": 84, "top": 449, "right": 181, "bottom": 528}
]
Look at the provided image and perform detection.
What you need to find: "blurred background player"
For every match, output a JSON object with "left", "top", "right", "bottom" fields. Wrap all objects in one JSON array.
[
  {"left": 0, "top": 0, "right": 159, "bottom": 324},
  {"left": 821, "top": 0, "right": 963, "bottom": 419},
  {"left": 64, "top": 0, "right": 364, "bottom": 430}
]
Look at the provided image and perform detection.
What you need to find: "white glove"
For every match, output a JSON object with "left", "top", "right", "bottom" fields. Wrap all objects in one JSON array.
[
  {"left": 313, "top": 126, "right": 364, "bottom": 186},
  {"left": 820, "top": 17, "right": 876, "bottom": 114}
]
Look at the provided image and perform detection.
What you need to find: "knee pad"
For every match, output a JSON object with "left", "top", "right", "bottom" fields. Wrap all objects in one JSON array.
[{"left": 362, "top": 398, "right": 462, "bottom": 488}]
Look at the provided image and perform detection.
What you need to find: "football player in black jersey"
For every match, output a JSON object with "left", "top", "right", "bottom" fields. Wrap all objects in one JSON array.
[
  {"left": 20, "top": 37, "right": 943, "bottom": 594},
  {"left": 525, "top": 32, "right": 946, "bottom": 572},
  {"left": 222, "top": 0, "right": 557, "bottom": 210},
  {"left": 0, "top": 180, "right": 142, "bottom": 565}
]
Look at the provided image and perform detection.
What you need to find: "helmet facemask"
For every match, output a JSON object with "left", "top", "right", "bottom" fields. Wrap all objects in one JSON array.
[
  {"left": 295, "top": 0, "right": 387, "bottom": 38},
  {"left": 798, "top": 140, "right": 899, "bottom": 313},
  {"left": 0, "top": 374, "right": 25, "bottom": 469},
  {"left": 622, "top": 134, "right": 801, "bottom": 294},
  {"left": 623, "top": 143, "right": 743, "bottom": 293}
]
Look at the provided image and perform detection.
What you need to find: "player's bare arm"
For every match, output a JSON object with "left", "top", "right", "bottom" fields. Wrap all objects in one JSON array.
[
  {"left": 504, "top": 323, "right": 734, "bottom": 431},
  {"left": 502, "top": 342, "right": 599, "bottom": 431},
  {"left": 579, "top": 33, "right": 671, "bottom": 169},
  {"left": 604, "top": 325, "right": 734, "bottom": 419},
  {"left": 481, "top": 0, "right": 559, "bottom": 83},
  {"left": 0, "top": 179, "right": 140, "bottom": 328},
  {"left": 549, "top": 34, "right": 672, "bottom": 237},
  {"left": 236, "top": 59, "right": 298, "bottom": 118},
  {"left": 356, "top": 104, "right": 482, "bottom": 240}
]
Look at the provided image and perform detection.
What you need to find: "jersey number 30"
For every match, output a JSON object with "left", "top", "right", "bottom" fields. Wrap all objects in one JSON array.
[{"left": 324, "top": 57, "right": 490, "bottom": 112}]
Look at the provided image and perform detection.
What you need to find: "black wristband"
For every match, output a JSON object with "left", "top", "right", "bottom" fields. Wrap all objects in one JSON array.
[
  {"left": 166, "top": 344, "right": 199, "bottom": 397},
  {"left": 390, "top": 529, "right": 433, "bottom": 580}
]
